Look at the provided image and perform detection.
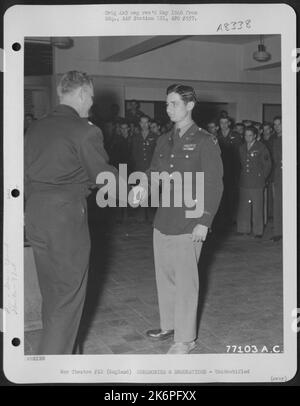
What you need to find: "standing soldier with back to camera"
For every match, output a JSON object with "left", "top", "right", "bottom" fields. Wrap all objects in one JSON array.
[
  {"left": 134, "top": 84, "right": 223, "bottom": 353},
  {"left": 24, "top": 71, "right": 118, "bottom": 354}
]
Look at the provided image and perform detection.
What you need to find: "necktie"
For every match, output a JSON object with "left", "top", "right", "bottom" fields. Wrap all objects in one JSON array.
[{"left": 175, "top": 128, "right": 181, "bottom": 138}]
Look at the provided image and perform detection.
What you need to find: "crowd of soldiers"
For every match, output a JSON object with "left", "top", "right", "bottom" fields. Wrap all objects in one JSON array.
[
  {"left": 207, "top": 113, "right": 282, "bottom": 242},
  {"left": 101, "top": 102, "right": 282, "bottom": 241},
  {"left": 102, "top": 101, "right": 171, "bottom": 174}
]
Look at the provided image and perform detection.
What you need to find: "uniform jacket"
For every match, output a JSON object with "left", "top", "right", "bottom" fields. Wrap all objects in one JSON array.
[
  {"left": 262, "top": 136, "right": 275, "bottom": 182},
  {"left": 125, "top": 109, "right": 145, "bottom": 126},
  {"left": 239, "top": 140, "right": 271, "bottom": 189},
  {"left": 147, "top": 123, "right": 224, "bottom": 234},
  {"left": 218, "top": 129, "right": 242, "bottom": 150},
  {"left": 217, "top": 129, "right": 242, "bottom": 184},
  {"left": 131, "top": 129, "right": 159, "bottom": 172},
  {"left": 25, "top": 104, "right": 117, "bottom": 199}
]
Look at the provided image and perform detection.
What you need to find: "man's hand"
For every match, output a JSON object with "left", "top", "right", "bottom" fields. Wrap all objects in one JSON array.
[
  {"left": 191, "top": 224, "right": 208, "bottom": 242},
  {"left": 131, "top": 185, "right": 147, "bottom": 205}
]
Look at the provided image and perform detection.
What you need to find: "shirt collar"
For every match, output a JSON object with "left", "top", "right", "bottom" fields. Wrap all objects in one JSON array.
[
  {"left": 247, "top": 140, "right": 256, "bottom": 150},
  {"left": 53, "top": 104, "right": 80, "bottom": 117},
  {"left": 220, "top": 128, "right": 232, "bottom": 137},
  {"left": 174, "top": 121, "right": 196, "bottom": 138}
]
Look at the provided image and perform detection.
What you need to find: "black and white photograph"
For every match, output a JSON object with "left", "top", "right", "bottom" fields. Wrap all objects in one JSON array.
[{"left": 3, "top": 3, "right": 297, "bottom": 384}]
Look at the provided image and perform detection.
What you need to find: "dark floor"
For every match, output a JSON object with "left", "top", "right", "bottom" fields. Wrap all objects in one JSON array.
[{"left": 25, "top": 205, "right": 283, "bottom": 355}]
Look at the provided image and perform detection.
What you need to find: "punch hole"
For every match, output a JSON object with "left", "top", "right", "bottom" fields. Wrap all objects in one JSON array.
[
  {"left": 12, "top": 43, "right": 21, "bottom": 51},
  {"left": 11, "top": 188, "right": 20, "bottom": 198},
  {"left": 12, "top": 337, "right": 21, "bottom": 347}
]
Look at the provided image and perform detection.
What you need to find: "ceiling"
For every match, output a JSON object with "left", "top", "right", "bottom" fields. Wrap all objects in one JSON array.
[
  {"left": 25, "top": 35, "right": 280, "bottom": 72},
  {"left": 99, "top": 34, "right": 279, "bottom": 62}
]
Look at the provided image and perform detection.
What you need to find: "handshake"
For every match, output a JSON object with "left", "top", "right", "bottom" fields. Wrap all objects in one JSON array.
[{"left": 130, "top": 185, "right": 148, "bottom": 206}]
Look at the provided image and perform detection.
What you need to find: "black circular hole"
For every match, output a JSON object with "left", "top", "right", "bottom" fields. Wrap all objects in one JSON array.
[
  {"left": 12, "top": 337, "right": 21, "bottom": 347},
  {"left": 11, "top": 188, "right": 20, "bottom": 198},
  {"left": 12, "top": 42, "right": 21, "bottom": 51}
]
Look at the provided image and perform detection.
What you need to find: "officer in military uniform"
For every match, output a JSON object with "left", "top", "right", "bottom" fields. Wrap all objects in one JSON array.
[
  {"left": 271, "top": 116, "right": 282, "bottom": 241},
  {"left": 134, "top": 84, "right": 223, "bottom": 353},
  {"left": 25, "top": 71, "right": 118, "bottom": 354},
  {"left": 125, "top": 100, "right": 145, "bottom": 127},
  {"left": 237, "top": 126, "right": 271, "bottom": 237},
  {"left": 206, "top": 119, "right": 219, "bottom": 137},
  {"left": 131, "top": 115, "right": 158, "bottom": 173}
]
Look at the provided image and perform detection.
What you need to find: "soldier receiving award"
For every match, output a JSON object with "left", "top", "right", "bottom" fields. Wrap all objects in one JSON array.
[{"left": 134, "top": 84, "right": 224, "bottom": 353}]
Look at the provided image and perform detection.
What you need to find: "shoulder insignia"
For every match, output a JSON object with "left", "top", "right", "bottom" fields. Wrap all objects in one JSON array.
[{"left": 198, "top": 127, "right": 218, "bottom": 144}]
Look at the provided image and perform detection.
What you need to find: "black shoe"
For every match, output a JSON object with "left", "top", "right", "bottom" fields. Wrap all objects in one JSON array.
[
  {"left": 271, "top": 235, "right": 282, "bottom": 242},
  {"left": 146, "top": 329, "right": 174, "bottom": 341},
  {"left": 254, "top": 235, "right": 262, "bottom": 239}
]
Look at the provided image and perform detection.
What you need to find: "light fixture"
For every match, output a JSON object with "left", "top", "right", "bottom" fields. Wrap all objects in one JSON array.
[
  {"left": 50, "top": 37, "right": 74, "bottom": 49},
  {"left": 253, "top": 35, "right": 271, "bottom": 62}
]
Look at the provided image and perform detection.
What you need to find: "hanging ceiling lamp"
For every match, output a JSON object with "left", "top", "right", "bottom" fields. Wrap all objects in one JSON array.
[{"left": 253, "top": 35, "right": 271, "bottom": 62}]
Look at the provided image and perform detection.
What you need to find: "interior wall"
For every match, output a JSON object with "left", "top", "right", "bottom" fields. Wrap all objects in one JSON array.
[
  {"left": 24, "top": 75, "right": 52, "bottom": 117},
  {"left": 50, "top": 73, "right": 280, "bottom": 123},
  {"left": 67, "top": 75, "right": 280, "bottom": 123},
  {"left": 25, "top": 73, "right": 281, "bottom": 124},
  {"left": 124, "top": 82, "right": 281, "bottom": 122}
]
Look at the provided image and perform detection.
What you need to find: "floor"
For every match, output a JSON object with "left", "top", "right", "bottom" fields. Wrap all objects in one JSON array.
[{"left": 25, "top": 202, "right": 283, "bottom": 355}]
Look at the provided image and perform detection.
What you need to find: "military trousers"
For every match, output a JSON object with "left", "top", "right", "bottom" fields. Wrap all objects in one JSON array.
[
  {"left": 273, "top": 181, "right": 282, "bottom": 236},
  {"left": 153, "top": 228, "right": 202, "bottom": 343},
  {"left": 237, "top": 187, "right": 264, "bottom": 235},
  {"left": 25, "top": 191, "right": 90, "bottom": 354}
]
